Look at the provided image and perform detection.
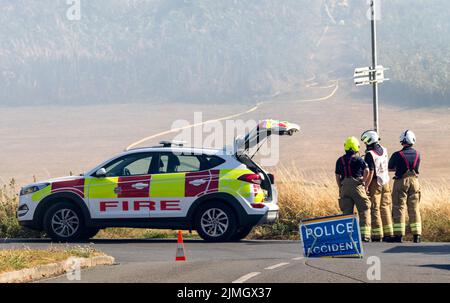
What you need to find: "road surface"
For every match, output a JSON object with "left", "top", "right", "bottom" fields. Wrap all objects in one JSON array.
[{"left": 1, "top": 239, "right": 449, "bottom": 283}]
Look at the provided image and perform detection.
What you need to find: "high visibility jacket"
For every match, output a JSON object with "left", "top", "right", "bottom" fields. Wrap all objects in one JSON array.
[{"left": 369, "top": 146, "right": 390, "bottom": 186}]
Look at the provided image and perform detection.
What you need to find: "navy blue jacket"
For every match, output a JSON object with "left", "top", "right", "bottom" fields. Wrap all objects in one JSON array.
[
  {"left": 335, "top": 151, "right": 368, "bottom": 180},
  {"left": 388, "top": 146, "right": 420, "bottom": 179}
]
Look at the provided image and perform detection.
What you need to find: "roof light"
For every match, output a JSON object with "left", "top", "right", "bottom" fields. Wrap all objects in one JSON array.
[{"left": 159, "top": 140, "right": 186, "bottom": 147}]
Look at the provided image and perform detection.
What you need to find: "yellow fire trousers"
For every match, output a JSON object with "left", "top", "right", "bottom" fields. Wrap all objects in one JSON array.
[
  {"left": 339, "top": 178, "right": 371, "bottom": 238},
  {"left": 368, "top": 180, "right": 394, "bottom": 238},
  {"left": 392, "top": 172, "right": 422, "bottom": 236}
]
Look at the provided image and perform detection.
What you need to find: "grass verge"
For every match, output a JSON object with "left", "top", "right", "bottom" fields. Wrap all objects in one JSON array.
[{"left": 0, "top": 246, "right": 103, "bottom": 274}]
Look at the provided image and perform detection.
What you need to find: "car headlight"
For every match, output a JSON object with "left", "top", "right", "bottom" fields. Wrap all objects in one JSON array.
[{"left": 20, "top": 183, "right": 50, "bottom": 196}]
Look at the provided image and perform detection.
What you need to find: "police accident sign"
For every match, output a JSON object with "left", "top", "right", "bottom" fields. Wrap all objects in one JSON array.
[{"left": 299, "top": 214, "right": 363, "bottom": 258}]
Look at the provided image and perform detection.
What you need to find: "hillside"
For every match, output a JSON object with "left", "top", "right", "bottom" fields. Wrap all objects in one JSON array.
[
  {"left": 0, "top": 0, "right": 449, "bottom": 106},
  {"left": 378, "top": 0, "right": 450, "bottom": 107},
  {"left": 0, "top": 0, "right": 322, "bottom": 105}
]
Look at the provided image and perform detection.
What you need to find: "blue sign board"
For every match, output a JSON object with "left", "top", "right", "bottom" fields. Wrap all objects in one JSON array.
[{"left": 299, "top": 214, "right": 363, "bottom": 258}]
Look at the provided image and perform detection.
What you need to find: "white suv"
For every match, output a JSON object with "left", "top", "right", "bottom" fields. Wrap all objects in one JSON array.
[{"left": 18, "top": 120, "right": 300, "bottom": 242}]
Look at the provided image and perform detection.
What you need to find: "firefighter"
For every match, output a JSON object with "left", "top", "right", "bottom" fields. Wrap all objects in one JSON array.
[
  {"left": 361, "top": 130, "right": 395, "bottom": 242},
  {"left": 335, "top": 136, "right": 372, "bottom": 242},
  {"left": 388, "top": 130, "right": 422, "bottom": 243}
]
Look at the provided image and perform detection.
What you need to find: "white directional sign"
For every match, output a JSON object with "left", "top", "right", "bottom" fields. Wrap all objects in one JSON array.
[
  {"left": 353, "top": 67, "right": 371, "bottom": 78},
  {"left": 353, "top": 65, "right": 389, "bottom": 86}
]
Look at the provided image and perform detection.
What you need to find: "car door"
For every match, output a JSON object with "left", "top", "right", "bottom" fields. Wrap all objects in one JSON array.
[
  {"left": 87, "top": 152, "right": 158, "bottom": 219},
  {"left": 150, "top": 152, "right": 220, "bottom": 218}
]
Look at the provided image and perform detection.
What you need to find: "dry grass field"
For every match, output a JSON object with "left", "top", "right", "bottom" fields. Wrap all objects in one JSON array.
[{"left": 1, "top": 86, "right": 449, "bottom": 185}]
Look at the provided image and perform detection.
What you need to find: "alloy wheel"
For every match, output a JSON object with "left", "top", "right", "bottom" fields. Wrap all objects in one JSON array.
[
  {"left": 200, "top": 208, "right": 229, "bottom": 237},
  {"left": 51, "top": 209, "right": 80, "bottom": 238}
]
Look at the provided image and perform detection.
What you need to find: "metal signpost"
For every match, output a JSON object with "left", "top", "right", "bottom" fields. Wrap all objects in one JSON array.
[
  {"left": 353, "top": 0, "right": 389, "bottom": 134},
  {"left": 299, "top": 214, "right": 363, "bottom": 258},
  {"left": 370, "top": 0, "right": 379, "bottom": 133}
]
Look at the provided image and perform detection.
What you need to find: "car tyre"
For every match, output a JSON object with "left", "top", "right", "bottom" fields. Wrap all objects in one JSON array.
[
  {"left": 43, "top": 201, "right": 85, "bottom": 242},
  {"left": 80, "top": 228, "right": 100, "bottom": 241},
  {"left": 195, "top": 202, "right": 237, "bottom": 242},
  {"left": 230, "top": 225, "right": 254, "bottom": 241}
]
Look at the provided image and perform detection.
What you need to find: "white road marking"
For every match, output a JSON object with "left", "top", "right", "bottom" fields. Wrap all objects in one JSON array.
[
  {"left": 292, "top": 257, "right": 304, "bottom": 261},
  {"left": 232, "top": 272, "right": 261, "bottom": 283},
  {"left": 265, "top": 262, "right": 290, "bottom": 270}
]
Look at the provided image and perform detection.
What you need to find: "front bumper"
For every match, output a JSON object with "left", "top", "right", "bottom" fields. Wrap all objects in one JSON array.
[
  {"left": 16, "top": 194, "right": 41, "bottom": 230},
  {"left": 18, "top": 220, "right": 40, "bottom": 230}
]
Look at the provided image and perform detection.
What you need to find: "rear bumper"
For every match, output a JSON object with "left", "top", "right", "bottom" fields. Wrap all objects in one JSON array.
[
  {"left": 261, "top": 185, "right": 279, "bottom": 224},
  {"left": 258, "top": 209, "right": 279, "bottom": 224}
]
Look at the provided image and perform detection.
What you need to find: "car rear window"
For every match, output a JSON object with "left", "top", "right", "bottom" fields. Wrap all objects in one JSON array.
[
  {"left": 201, "top": 155, "right": 226, "bottom": 170},
  {"left": 157, "top": 153, "right": 225, "bottom": 173}
]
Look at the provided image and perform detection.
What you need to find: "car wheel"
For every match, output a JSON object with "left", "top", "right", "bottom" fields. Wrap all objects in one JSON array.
[
  {"left": 230, "top": 225, "right": 254, "bottom": 241},
  {"left": 195, "top": 202, "right": 237, "bottom": 242},
  {"left": 43, "top": 201, "right": 85, "bottom": 242},
  {"left": 80, "top": 228, "right": 100, "bottom": 241}
]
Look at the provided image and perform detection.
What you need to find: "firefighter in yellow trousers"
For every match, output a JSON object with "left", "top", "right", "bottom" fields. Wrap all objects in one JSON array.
[
  {"left": 361, "top": 130, "right": 395, "bottom": 242},
  {"left": 335, "top": 137, "right": 372, "bottom": 242},
  {"left": 388, "top": 130, "right": 422, "bottom": 243}
]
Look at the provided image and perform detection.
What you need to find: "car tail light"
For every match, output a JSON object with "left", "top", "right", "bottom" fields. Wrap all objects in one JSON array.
[
  {"left": 251, "top": 203, "right": 266, "bottom": 209},
  {"left": 238, "top": 173, "right": 261, "bottom": 184}
]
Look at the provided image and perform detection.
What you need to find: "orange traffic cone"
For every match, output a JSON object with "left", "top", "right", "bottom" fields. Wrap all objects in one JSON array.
[{"left": 175, "top": 230, "right": 187, "bottom": 261}]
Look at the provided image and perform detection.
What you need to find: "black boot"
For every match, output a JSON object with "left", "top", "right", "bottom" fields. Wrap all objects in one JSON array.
[
  {"left": 371, "top": 237, "right": 382, "bottom": 242},
  {"left": 382, "top": 236, "right": 396, "bottom": 243},
  {"left": 362, "top": 237, "right": 371, "bottom": 242},
  {"left": 413, "top": 235, "right": 421, "bottom": 243},
  {"left": 393, "top": 235, "right": 403, "bottom": 243}
]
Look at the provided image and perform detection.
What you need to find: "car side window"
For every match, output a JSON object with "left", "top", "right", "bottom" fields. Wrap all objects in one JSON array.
[
  {"left": 177, "top": 155, "right": 202, "bottom": 172},
  {"left": 158, "top": 153, "right": 200, "bottom": 173},
  {"left": 157, "top": 153, "right": 225, "bottom": 173},
  {"left": 103, "top": 153, "right": 155, "bottom": 177}
]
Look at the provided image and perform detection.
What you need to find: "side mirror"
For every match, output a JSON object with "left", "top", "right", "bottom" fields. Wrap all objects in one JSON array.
[
  {"left": 95, "top": 168, "right": 107, "bottom": 178},
  {"left": 268, "top": 173, "right": 275, "bottom": 185}
]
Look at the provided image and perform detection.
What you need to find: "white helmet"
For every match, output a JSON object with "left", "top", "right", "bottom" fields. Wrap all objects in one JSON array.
[
  {"left": 400, "top": 129, "right": 416, "bottom": 145},
  {"left": 361, "top": 130, "right": 379, "bottom": 145}
]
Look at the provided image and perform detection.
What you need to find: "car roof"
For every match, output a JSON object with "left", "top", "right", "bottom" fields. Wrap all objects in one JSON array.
[{"left": 123, "top": 146, "right": 233, "bottom": 157}]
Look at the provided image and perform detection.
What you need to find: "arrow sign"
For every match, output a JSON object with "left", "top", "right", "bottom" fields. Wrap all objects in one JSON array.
[
  {"left": 354, "top": 76, "right": 371, "bottom": 86},
  {"left": 353, "top": 67, "right": 371, "bottom": 77}
]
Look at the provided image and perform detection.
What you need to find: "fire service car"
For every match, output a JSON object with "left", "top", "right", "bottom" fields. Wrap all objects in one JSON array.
[{"left": 17, "top": 119, "right": 300, "bottom": 242}]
